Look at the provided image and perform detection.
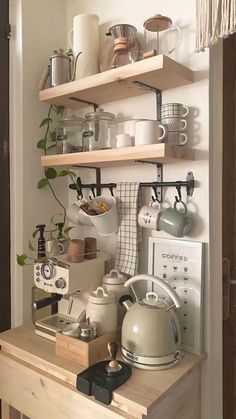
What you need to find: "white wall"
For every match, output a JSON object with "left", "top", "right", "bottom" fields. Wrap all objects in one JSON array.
[
  {"left": 10, "top": 0, "right": 68, "bottom": 324},
  {"left": 65, "top": 2, "right": 220, "bottom": 419},
  {"left": 66, "top": 0, "right": 209, "bottom": 258}
]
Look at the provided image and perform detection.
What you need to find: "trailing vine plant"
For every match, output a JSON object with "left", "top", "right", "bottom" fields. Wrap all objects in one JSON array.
[{"left": 17, "top": 105, "right": 78, "bottom": 266}]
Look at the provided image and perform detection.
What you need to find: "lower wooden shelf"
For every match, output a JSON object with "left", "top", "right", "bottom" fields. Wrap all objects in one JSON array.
[{"left": 41, "top": 144, "right": 194, "bottom": 168}]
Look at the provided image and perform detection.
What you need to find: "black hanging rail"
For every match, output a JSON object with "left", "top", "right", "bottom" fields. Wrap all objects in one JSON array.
[{"left": 69, "top": 172, "right": 195, "bottom": 199}]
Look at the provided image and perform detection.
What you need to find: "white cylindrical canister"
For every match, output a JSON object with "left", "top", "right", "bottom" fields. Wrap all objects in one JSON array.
[
  {"left": 71, "top": 14, "right": 100, "bottom": 79},
  {"left": 103, "top": 270, "right": 128, "bottom": 326},
  {"left": 86, "top": 287, "right": 118, "bottom": 336}
]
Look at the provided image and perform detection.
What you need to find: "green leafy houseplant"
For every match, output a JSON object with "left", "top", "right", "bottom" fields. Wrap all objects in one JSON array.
[{"left": 17, "top": 105, "right": 78, "bottom": 266}]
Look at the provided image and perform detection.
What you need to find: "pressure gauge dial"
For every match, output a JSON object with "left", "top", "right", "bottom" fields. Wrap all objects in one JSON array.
[{"left": 41, "top": 263, "right": 55, "bottom": 280}]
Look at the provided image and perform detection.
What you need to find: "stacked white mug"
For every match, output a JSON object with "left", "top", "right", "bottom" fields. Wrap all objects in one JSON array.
[{"left": 161, "top": 103, "right": 189, "bottom": 146}]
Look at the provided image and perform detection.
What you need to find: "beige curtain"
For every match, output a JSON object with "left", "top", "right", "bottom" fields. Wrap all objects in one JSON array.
[{"left": 196, "top": 0, "right": 236, "bottom": 51}]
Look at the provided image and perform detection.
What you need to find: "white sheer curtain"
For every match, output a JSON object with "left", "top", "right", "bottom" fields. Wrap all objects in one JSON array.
[{"left": 196, "top": 0, "right": 236, "bottom": 51}]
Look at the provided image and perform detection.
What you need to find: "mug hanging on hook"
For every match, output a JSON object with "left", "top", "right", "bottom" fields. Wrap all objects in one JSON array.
[{"left": 174, "top": 199, "right": 187, "bottom": 215}]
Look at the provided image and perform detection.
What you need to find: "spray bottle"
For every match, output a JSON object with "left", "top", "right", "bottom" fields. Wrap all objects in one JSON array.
[{"left": 36, "top": 224, "right": 46, "bottom": 259}]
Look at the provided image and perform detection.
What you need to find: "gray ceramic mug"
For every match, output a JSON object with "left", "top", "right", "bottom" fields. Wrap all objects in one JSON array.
[{"left": 158, "top": 201, "right": 192, "bottom": 237}]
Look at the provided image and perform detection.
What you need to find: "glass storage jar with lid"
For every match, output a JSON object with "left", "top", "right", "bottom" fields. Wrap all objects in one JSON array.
[
  {"left": 82, "top": 108, "right": 117, "bottom": 151},
  {"left": 56, "top": 116, "right": 85, "bottom": 154}
]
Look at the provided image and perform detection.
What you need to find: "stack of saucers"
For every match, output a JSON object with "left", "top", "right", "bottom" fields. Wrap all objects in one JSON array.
[{"left": 161, "top": 103, "right": 189, "bottom": 146}]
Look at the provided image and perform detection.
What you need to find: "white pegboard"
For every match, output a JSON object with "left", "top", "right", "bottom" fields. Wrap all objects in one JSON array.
[{"left": 148, "top": 237, "right": 204, "bottom": 355}]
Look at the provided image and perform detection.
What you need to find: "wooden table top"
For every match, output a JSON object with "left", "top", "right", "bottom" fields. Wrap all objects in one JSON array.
[{"left": 0, "top": 324, "right": 204, "bottom": 417}]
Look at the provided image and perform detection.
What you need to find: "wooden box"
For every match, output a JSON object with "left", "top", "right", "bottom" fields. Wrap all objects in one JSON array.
[{"left": 56, "top": 329, "right": 120, "bottom": 367}]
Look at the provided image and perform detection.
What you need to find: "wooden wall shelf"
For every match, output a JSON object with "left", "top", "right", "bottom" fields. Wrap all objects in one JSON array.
[
  {"left": 41, "top": 144, "right": 194, "bottom": 168},
  {"left": 39, "top": 55, "right": 194, "bottom": 108}
]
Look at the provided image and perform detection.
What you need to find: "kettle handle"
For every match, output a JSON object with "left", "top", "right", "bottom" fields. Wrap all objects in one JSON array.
[{"left": 124, "top": 274, "right": 182, "bottom": 308}]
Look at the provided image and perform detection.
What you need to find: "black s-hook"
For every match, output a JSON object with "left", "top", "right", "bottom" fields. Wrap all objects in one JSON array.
[
  {"left": 175, "top": 184, "right": 182, "bottom": 203},
  {"left": 151, "top": 185, "right": 160, "bottom": 203}
]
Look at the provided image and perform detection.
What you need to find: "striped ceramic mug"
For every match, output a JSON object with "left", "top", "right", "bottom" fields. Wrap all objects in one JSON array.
[{"left": 161, "top": 103, "right": 189, "bottom": 118}]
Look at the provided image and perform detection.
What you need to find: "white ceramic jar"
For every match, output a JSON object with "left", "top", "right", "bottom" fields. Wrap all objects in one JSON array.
[
  {"left": 102, "top": 270, "right": 128, "bottom": 326},
  {"left": 86, "top": 286, "right": 118, "bottom": 336}
]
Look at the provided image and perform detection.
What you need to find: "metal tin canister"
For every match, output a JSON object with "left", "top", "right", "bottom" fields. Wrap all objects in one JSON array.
[{"left": 50, "top": 49, "right": 71, "bottom": 87}]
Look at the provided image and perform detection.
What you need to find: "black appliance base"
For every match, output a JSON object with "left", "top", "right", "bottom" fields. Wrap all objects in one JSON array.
[{"left": 76, "top": 361, "right": 132, "bottom": 405}]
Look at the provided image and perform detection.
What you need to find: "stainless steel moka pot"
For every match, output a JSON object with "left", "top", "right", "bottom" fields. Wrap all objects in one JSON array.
[
  {"left": 120, "top": 274, "right": 182, "bottom": 370},
  {"left": 50, "top": 48, "right": 82, "bottom": 87}
]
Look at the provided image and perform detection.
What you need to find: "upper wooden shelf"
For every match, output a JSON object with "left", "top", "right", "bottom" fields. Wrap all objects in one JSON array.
[
  {"left": 41, "top": 144, "right": 194, "bottom": 168},
  {"left": 39, "top": 55, "right": 194, "bottom": 108}
]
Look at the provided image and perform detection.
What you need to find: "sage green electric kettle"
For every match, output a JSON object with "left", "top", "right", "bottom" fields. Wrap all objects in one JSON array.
[{"left": 120, "top": 274, "right": 182, "bottom": 370}]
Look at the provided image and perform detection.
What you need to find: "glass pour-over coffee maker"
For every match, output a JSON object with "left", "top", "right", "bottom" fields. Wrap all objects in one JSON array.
[{"left": 106, "top": 24, "right": 139, "bottom": 69}]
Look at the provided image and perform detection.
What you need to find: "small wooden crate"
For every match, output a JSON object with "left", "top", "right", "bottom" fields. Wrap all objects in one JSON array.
[{"left": 56, "top": 329, "right": 121, "bottom": 367}]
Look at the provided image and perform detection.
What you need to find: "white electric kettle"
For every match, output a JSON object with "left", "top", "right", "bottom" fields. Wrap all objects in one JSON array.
[{"left": 120, "top": 274, "right": 182, "bottom": 370}]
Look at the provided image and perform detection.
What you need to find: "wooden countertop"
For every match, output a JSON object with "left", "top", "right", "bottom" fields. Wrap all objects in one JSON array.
[{"left": 0, "top": 324, "right": 204, "bottom": 417}]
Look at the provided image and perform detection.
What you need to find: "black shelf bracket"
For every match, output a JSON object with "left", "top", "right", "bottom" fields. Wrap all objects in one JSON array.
[
  {"left": 132, "top": 81, "right": 162, "bottom": 121},
  {"left": 134, "top": 160, "right": 163, "bottom": 202},
  {"left": 69, "top": 97, "right": 99, "bottom": 112}
]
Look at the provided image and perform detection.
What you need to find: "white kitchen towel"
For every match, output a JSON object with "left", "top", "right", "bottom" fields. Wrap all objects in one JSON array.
[{"left": 115, "top": 182, "right": 142, "bottom": 276}]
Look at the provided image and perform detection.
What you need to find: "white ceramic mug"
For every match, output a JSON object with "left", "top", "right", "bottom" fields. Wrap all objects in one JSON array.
[
  {"left": 161, "top": 117, "right": 187, "bottom": 132},
  {"left": 167, "top": 132, "right": 187, "bottom": 146},
  {"left": 122, "top": 119, "right": 146, "bottom": 145},
  {"left": 66, "top": 201, "right": 93, "bottom": 226},
  {"left": 161, "top": 103, "right": 189, "bottom": 118},
  {"left": 138, "top": 201, "right": 161, "bottom": 229},
  {"left": 135, "top": 120, "right": 167, "bottom": 145},
  {"left": 87, "top": 195, "right": 118, "bottom": 236},
  {"left": 116, "top": 133, "right": 132, "bottom": 148}
]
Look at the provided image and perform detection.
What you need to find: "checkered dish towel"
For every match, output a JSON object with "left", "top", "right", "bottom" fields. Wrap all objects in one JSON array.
[{"left": 115, "top": 182, "right": 142, "bottom": 276}]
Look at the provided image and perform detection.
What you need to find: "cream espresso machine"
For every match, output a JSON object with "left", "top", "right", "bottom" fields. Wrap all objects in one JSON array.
[{"left": 33, "top": 252, "right": 110, "bottom": 341}]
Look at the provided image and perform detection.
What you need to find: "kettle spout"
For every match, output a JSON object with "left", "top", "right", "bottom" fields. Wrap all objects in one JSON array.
[{"left": 119, "top": 295, "right": 133, "bottom": 311}]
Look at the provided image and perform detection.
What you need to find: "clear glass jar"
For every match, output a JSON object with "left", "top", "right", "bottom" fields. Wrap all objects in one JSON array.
[
  {"left": 82, "top": 108, "right": 117, "bottom": 151},
  {"left": 56, "top": 117, "right": 84, "bottom": 154}
]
